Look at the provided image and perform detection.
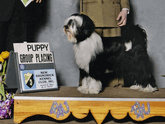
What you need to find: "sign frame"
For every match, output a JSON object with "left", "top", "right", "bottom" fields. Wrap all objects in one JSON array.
[{"left": 13, "top": 42, "right": 58, "bottom": 93}]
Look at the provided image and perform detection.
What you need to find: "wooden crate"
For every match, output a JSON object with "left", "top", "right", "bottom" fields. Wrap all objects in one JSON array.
[{"left": 14, "top": 87, "right": 165, "bottom": 124}]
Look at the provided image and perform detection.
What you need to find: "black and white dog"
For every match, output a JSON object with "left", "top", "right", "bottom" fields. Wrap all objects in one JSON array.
[{"left": 63, "top": 13, "right": 158, "bottom": 94}]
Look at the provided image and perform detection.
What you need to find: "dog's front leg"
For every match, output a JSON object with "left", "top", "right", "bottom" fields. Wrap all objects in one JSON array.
[
  {"left": 77, "top": 76, "right": 102, "bottom": 94},
  {"left": 77, "top": 77, "right": 89, "bottom": 94},
  {"left": 88, "top": 77, "right": 102, "bottom": 94}
]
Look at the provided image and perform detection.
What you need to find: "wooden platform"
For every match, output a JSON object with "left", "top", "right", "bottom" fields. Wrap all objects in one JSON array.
[{"left": 14, "top": 87, "right": 165, "bottom": 124}]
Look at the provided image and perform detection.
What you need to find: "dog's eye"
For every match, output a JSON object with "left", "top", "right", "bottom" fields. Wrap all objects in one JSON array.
[
  {"left": 72, "top": 22, "right": 74, "bottom": 28},
  {"left": 68, "top": 19, "right": 73, "bottom": 26},
  {"left": 64, "top": 25, "right": 68, "bottom": 29}
]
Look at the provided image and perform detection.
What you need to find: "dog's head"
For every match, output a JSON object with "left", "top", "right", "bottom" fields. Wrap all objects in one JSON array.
[{"left": 63, "top": 13, "right": 95, "bottom": 43}]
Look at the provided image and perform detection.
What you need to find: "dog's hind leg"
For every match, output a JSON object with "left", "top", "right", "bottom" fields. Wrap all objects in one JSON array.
[
  {"left": 139, "top": 75, "right": 158, "bottom": 92},
  {"left": 128, "top": 75, "right": 158, "bottom": 92}
]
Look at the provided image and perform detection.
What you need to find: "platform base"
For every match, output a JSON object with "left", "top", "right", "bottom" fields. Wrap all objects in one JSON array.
[{"left": 14, "top": 87, "right": 165, "bottom": 124}]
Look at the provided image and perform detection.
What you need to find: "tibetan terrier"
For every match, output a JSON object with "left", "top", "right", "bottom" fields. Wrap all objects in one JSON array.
[{"left": 63, "top": 13, "right": 158, "bottom": 94}]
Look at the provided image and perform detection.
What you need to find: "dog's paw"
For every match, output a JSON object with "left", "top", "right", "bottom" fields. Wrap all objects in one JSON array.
[
  {"left": 77, "top": 87, "right": 101, "bottom": 94},
  {"left": 77, "top": 86, "right": 89, "bottom": 94},
  {"left": 88, "top": 88, "right": 100, "bottom": 94},
  {"left": 130, "top": 85, "right": 142, "bottom": 90},
  {"left": 139, "top": 84, "right": 158, "bottom": 92}
]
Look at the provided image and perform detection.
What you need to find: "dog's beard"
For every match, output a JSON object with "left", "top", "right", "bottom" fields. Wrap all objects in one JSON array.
[{"left": 66, "top": 31, "right": 77, "bottom": 43}]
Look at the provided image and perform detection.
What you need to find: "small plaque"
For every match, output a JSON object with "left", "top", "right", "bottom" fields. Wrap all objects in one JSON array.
[{"left": 13, "top": 42, "right": 58, "bottom": 93}]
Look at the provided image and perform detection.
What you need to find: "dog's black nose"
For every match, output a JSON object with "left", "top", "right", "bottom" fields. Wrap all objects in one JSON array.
[{"left": 64, "top": 25, "right": 68, "bottom": 29}]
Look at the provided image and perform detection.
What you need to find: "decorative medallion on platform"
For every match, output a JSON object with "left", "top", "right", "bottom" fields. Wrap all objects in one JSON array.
[
  {"left": 50, "top": 101, "right": 70, "bottom": 118},
  {"left": 131, "top": 102, "right": 150, "bottom": 119}
]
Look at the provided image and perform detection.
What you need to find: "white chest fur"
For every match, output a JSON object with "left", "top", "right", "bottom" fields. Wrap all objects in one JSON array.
[{"left": 73, "top": 32, "right": 103, "bottom": 73}]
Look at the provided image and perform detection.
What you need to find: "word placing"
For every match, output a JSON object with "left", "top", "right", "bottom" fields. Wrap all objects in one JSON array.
[
  {"left": 50, "top": 101, "right": 70, "bottom": 118},
  {"left": 36, "top": 53, "right": 53, "bottom": 63},
  {"left": 131, "top": 102, "right": 150, "bottom": 119}
]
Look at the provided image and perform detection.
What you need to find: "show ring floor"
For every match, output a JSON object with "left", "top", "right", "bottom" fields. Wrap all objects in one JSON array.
[{"left": 13, "top": 86, "right": 165, "bottom": 124}]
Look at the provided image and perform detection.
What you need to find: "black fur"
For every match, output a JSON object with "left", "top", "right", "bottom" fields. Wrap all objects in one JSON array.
[
  {"left": 120, "top": 25, "right": 156, "bottom": 88},
  {"left": 71, "top": 14, "right": 95, "bottom": 42},
  {"left": 89, "top": 25, "right": 157, "bottom": 89},
  {"left": 65, "top": 14, "right": 158, "bottom": 92}
]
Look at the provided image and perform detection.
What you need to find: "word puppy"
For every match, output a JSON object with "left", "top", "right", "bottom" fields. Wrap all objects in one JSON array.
[{"left": 63, "top": 13, "right": 158, "bottom": 94}]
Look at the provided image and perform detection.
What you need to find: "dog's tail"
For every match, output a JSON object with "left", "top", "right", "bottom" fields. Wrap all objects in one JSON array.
[{"left": 122, "top": 25, "right": 147, "bottom": 50}]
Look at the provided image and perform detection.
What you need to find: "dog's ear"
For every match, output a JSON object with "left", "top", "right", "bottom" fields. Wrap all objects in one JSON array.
[
  {"left": 75, "top": 14, "right": 95, "bottom": 42},
  {"left": 81, "top": 14, "right": 95, "bottom": 37}
]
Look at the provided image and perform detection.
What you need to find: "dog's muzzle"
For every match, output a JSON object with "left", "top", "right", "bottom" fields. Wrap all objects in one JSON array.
[
  {"left": 63, "top": 25, "right": 70, "bottom": 34},
  {"left": 64, "top": 25, "right": 68, "bottom": 29},
  {"left": 63, "top": 25, "right": 76, "bottom": 43},
  {"left": 63, "top": 26, "right": 67, "bottom": 33}
]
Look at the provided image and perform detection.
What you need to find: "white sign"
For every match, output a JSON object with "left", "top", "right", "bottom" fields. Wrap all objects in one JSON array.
[
  {"left": 14, "top": 42, "right": 54, "bottom": 64},
  {"left": 20, "top": 69, "right": 58, "bottom": 91},
  {"left": 13, "top": 42, "right": 58, "bottom": 93},
  {"left": 14, "top": 42, "right": 50, "bottom": 52}
]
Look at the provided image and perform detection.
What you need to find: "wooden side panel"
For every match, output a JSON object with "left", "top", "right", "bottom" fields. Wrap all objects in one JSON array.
[{"left": 14, "top": 100, "right": 165, "bottom": 124}]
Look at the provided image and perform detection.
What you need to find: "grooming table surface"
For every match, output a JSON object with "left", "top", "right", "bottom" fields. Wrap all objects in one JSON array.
[{"left": 14, "top": 86, "right": 165, "bottom": 98}]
